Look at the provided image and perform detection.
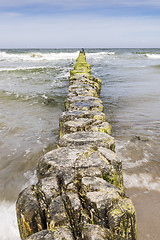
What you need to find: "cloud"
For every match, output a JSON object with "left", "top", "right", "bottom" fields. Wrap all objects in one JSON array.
[
  {"left": 0, "top": 1, "right": 159, "bottom": 48},
  {"left": 1, "top": 0, "right": 160, "bottom": 9},
  {"left": 0, "top": 13, "right": 160, "bottom": 48},
  {"left": 1, "top": 0, "right": 160, "bottom": 20}
]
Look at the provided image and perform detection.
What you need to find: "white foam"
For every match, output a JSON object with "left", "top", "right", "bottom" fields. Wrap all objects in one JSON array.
[
  {"left": 146, "top": 53, "right": 160, "bottom": 59},
  {"left": 124, "top": 173, "right": 160, "bottom": 191},
  {"left": 0, "top": 66, "right": 49, "bottom": 72},
  {"left": 87, "top": 52, "right": 115, "bottom": 58},
  {"left": 0, "top": 201, "right": 20, "bottom": 240},
  {"left": 123, "top": 158, "right": 148, "bottom": 169},
  {"left": 115, "top": 139, "right": 150, "bottom": 169},
  {"left": 0, "top": 51, "right": 79, "bottom": 62},
  {"left": 23, "top": 170, "right": 37, "bottom": 189}
]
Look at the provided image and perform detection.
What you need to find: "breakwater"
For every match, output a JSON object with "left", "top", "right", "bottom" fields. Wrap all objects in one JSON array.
[{"left": 16, "top": 51, "right": 137, "bottom": 240}]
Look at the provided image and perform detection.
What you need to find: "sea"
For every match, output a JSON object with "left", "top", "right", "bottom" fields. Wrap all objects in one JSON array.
[{"left": 0, "top": 48, "right": 160, "bottom": 240}]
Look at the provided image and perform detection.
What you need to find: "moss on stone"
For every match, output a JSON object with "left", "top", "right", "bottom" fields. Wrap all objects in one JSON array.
[
  {"left": 70, "top": 70, "right": 92, "bottom": 80},
  {"left": 102, "top": 171, "right": 120, "bottom": 190},
  {"left": 108, "top": 198, "right": 137, "bottom": 240},
  {"left": 89, "top": 122, "right": 112, "bottom": 135},
  {"left": 16, "top": 50, "right": 137, "bottom": 240}
]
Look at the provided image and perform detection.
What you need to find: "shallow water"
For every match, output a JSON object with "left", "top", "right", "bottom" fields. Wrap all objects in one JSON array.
[{"left": 0, "top": 48, "right": 160, "bottom": 239}]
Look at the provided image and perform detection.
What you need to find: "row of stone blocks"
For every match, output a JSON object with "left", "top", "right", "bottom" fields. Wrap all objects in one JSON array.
[{"left": 16, "top": 51, "right": 137, "bottom": 239}]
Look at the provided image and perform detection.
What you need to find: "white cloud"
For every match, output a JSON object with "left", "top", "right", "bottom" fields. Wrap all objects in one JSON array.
[
  {"left": 1, "top": 0, "right": 160, "bottom": 9},
  {"left": 0, "top": 13, "right": 160, "bottom": 48}
]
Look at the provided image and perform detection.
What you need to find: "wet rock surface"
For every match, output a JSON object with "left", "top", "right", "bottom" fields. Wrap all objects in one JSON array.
[
  {"left": 59, "top": 132, "right": 115, "bottom": 151},
  {"left": 16, "top": 51, "right": 137, "bottom": 239},
  {"left": 59, "top": 118, "right": 112, "bottom": 137}
]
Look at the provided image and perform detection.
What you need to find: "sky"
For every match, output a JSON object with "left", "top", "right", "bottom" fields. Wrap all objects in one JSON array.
[{"left": 0, "top": 0, "right": 160, "bottom": 48}]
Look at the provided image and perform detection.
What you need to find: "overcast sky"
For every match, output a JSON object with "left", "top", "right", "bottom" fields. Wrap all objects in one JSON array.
[{"left": 0, "top": 0, "right": 160, "bottom": 48}]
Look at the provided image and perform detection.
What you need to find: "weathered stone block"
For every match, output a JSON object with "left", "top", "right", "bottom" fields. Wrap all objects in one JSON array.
[
  {"left": 16, "top": 186, "right": 46, "bottom": 240},
  {"left": 37, "top": 147, "right": 76, "bottom": 184},
  {"left": 60, "top": 110, "right": 106, "bottom": 124},
  {"left": 37, "top": 146, "right": 123, "bottom": 191},
  {"left": 86, "top": 121, "right": 112, "bottom": 135},
  {"left": 35, "top": 177, "right": 68, "bottom": 230},
  {"left": 53, "top": 226, "right": 74, "bottom": 240},
  {"left": 48, "top": 195, "right": 69, "bottom": 229},
  {"left": 69, "top": 82, "right": 99, "bottom": 97},
  {"left": 82, "top": 224, "right": 113, "bottom": 240},
  {"left": 59, "top": 132, "right": 115, "bottom": 151},
  {"left": 107, "top": 198, "right": 137, "bottom": 239},
  {"left": 69, "top": 79, "right": 101, "bottom": 96},
  {"left": 66, "top": 102, "right": 102, "bottom": 112},
  {"left": 78, "top": 176, "right": 136, "bottom": 239},
  {"left": 25, "top": 230, "right": 54, "bottom": 240},
  {"left": 26, "top": 227, "right": 74, "bottom": 240},
  {"left": 59, "top": 118, "right": 96, "bottom": 137},
  {"left": 65, "top": 96, "right": 103, "bottom": 108},
  {"left": 59, "top": 118, "right": 111, "bottom": 138},
  {"left": 70, "top": 71, "right": 92, "bottom": 80}
]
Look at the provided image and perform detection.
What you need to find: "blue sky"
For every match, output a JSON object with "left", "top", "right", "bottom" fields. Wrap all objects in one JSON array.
[{"left": 0, "top": 0, "right": 160, "bottom": 48}]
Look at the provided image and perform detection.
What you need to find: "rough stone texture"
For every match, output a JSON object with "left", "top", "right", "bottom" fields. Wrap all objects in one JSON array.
[
  {"left": 26, "top": 227, "right": 74, "bottom": 240},
  {"left": 60, "top": 110, "right": 106, "bottom": 124},
  {"left": 66, "top": 100, "right": 104, "bottom": 112},
  {"left": 59, "top": 132, "right": 115, "bottom": 151},
  {"left": 82, "top": 224, "right": 113, "bottom": 240},
  {"left": 68, "top": 77, "right": 101, "bottom": 98},
  {"left": 37, "top": 146, "right": 124, "bottom": 191},
  {"left": 16, "top": 186, "right": 46, "bottom": 239},
  {"left": 79, "top": 176, "right": 136, "bottom": 239},
  {"left": 26, "top": 230, "right": 54, "bottom": 240},
  {"left": 69, "top": 83, "right": 99, "bottom": 98},
  {"left": 69, "top": 80, "right": 101, "bottom": 97},
  {"left": 67, "top": 103, "right": 103, "bottom": 113},
  {"left": 87, "top": 121, "right": 112, "bottom": 135},
  {"left": 16, "top": 51, "right": 137, "bottom": 240},
  {"left": 59, "top": 118, "right": 112, "bottom": 137},
  {"left": 65, "top": 96, "right": 103, "bottom": 107}
]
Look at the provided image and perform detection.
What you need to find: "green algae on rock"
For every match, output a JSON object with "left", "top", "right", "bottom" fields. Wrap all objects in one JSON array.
[
  {"left": 60, "top": 110, "right": 107, "bottom": 124},
  {"left": 59, "top": 118, "right": 112, "bottom": 137},
  {"left": 16, "top": 50, "right": 137, "bottom": 240},
  {"left": 37, "top": 146, "right": 124, "bottom": 191}
]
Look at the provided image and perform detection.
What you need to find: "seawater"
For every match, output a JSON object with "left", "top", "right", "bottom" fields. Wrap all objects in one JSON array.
[{"left": 0, "top": 49, "right": 160, "bottom": 239}]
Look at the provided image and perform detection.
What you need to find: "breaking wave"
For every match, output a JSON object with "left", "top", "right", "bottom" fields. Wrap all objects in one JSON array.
[
  {"left": 86, "top": 51, "right": 115, "bottom": 58},
  {"left": 0, "top": 66, "right": 56, "bottom": 72},
  {"left": 124, "top": 173, "right": 160, "bottom": 192},
  {"left": 0, "top": 51, "right": 79, "bottom": 62},
  {"left": 0, "top": 201, "right": 20, "bottom": 240},
  {"left": 145, "top": 53, "right": 160, "bottom": 59}
]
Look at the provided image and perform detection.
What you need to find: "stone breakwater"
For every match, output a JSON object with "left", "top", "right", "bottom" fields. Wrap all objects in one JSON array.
[{"left": 16, "top": 51, "right": 137, "bottom": 240}]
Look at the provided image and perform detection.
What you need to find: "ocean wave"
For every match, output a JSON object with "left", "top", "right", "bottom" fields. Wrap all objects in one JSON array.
[
  {"left": 0, "top": 201, "right": 20, "bottom": 240},
  {"left": 122, "top": 51, "right": 160, "bottom": 60},
  {"left": 0, "top": 66, "right": 55, "bottom": 72},
  {"left": 40, "top": 93, "right": 66, "bottom": 106},
  {"left": 0, "top": 51, "right": 79, "bottom": 62},
  {"left": 0, "top": 90, "right": 66, "bottom": 107},
  {"left": 0, "top": 91, "right": 38, "bottom": 103},
  {"left": 124, "top": 173, "right": 160, "bottom": 192},
  {"left": 145, "top": 54, "right": 160, "bottom": 59},
  {"left": 86, "top": 51, "right": 115, "bottom": 58}
]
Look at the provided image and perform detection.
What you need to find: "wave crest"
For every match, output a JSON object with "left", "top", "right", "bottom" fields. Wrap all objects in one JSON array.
[
  {"left": 0, "top": 51, "right": 79, "bottom": 62},
  {"left": 146, "top": 53, "right": 160, "bottom": 59}
]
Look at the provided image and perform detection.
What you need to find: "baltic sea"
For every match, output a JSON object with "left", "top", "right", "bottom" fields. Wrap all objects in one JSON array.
[{"left": 0, "top": 48, "right": 160, "bottom": 239}]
